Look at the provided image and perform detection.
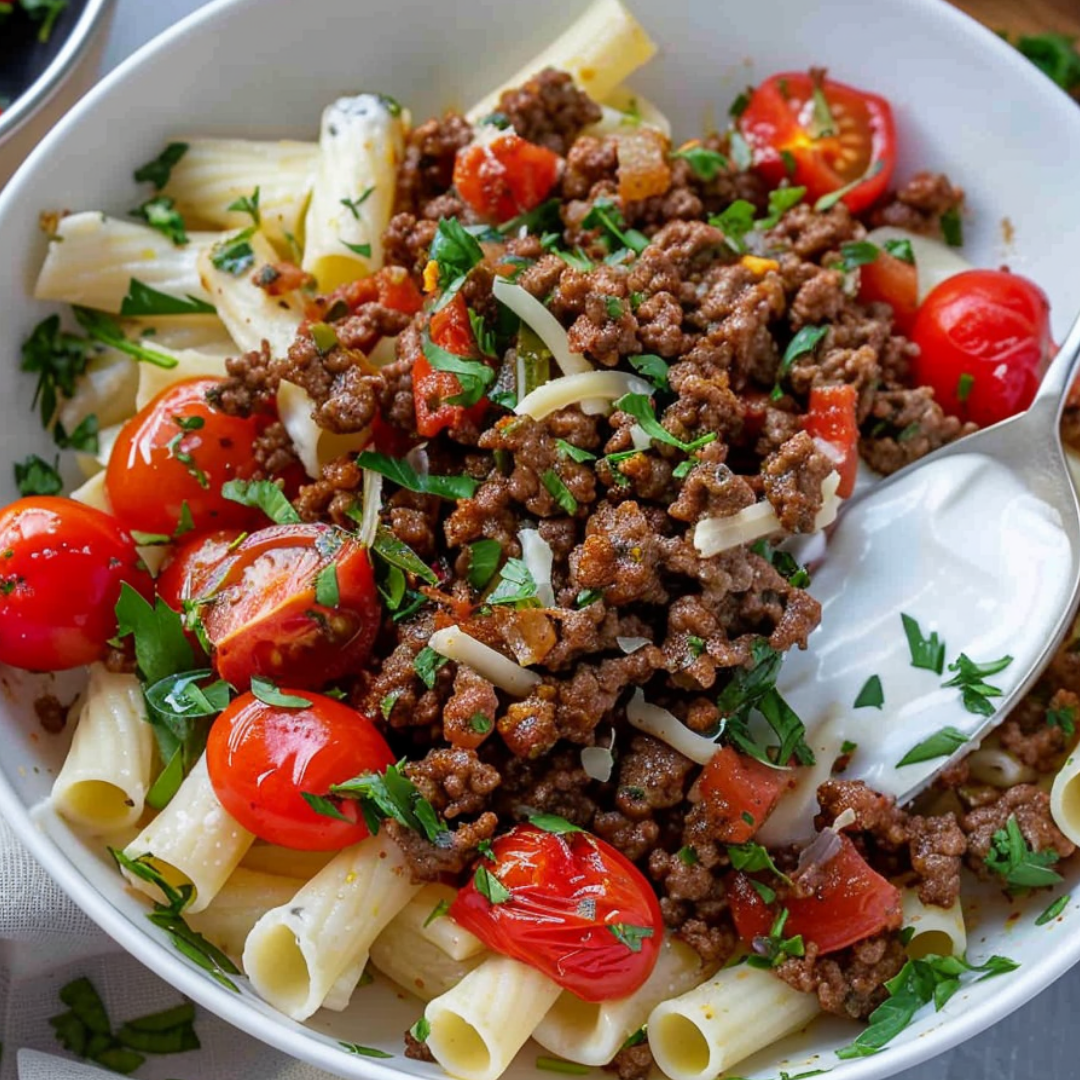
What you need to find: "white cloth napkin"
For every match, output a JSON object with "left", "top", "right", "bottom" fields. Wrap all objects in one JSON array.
[{"left": 0, "top": 816, "right": 338, "bottom": 1080}]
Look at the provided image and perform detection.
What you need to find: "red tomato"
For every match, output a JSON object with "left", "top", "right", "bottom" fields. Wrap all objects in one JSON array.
[
  {"left": 0, "top": 497, "right": 153, "bottom": 671},
  {"left": 450, "top": 824, "right": 663, "bottom": 1001},
  {"left": 156, "top": 530, "right": 243, "bottom": 613},
  {"left": 106, "top": 378, "right": 266, "bottom": 536},
  {"left": 197, "top": 524, "right": 381, "bottom": 690},
  {"left": 910, "top": 269, "right": 1052, "bottom": 428},
  {"left": 728, "top": 835, "right": 903, "bottom": 954},
  {"left": 858, "top": 248, "right": 918, "bottom": 334},
  {"left": 739, "top": 73, "right": 895, "bottom": 214},
  {"left": 698, "top": 747, "right": 794, "bottom": 843},
  {"left": 413, "top": 293, "right": 491, "bottom": 438},
  {"left": 803, "top": 384, "right": 859, "bottom": 498},
  {"left": 206, "top": 690, "right": 395, "bottom": 850},
  {"left": 312, "top": 265, "right": 425, "bottom": 322},
  {"left": 453, "top": 131, "right": 561, "bottom": 222}
]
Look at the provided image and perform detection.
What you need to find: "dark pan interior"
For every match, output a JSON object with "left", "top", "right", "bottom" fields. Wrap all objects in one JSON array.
[{"left": 0, "top": 0, "right": 91, "bottom": 111}]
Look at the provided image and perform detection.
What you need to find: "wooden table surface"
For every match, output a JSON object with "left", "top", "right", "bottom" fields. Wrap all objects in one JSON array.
[{"left": 951, "top": 0, "right": 1080, "bottom": 39}]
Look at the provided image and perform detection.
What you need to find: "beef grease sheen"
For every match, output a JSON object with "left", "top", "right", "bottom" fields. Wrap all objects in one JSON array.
[{"left": 773, "top": 452, "right": 1071, "bottom": 830}]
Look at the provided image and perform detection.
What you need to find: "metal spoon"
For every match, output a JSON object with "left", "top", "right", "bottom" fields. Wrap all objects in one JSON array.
[{"left": 778, "top": 314, "right": 1080, "bottom": 809}]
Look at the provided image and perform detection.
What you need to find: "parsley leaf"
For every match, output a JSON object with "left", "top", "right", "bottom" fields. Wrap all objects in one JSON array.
[
  {"left": 716, "top": 638, "right": 784, "bottom": 720},
  {"left": 728, "top": 130, "right": 753, "bottom": 171},
  {"left": 315, "top": 563, "right": 340, "bottom": 607},
  {"left": 708, "top": 199, "right": 755, "bottom": 253},
  {"left": 119, "top": 279, "right": 216, "bottom": 317},
  {"left": 114, "top": 583, "right": 194, "bottom": 685},
  {"left": 14, "top": 454, "right": 62, "bottom": 496},
  {"left": 900, "top": 613, "right": 946, "bottom": 674},
  {"left": 529, "top": 813, "right": 584, "bottom": 835},
  {"left": 301, "top": 792, "right": 354, "bottom": 822},
  {"left": 357, "top": 450, "right": 479, "bottom": 501},
  {"left": 581, "top": 197, "right": 649, "bottom": 256},
  {"left": 73, "top": 307, "right": 179, "bottom": 370},
  {"left": 487, "top": 557, "right": 540, "bottom": 607},
  {"left": 940, "top": 206, "right": 963, "bottom": 247},
  {"left": 609, "top": 923, "right": 655, "bottom": 953},
  {"left": 1036, "top": 894, "right": 1069, "bottom": 926},
  {"left": 409, "top": 1016, "right": 431, "bottom": 1043},
  {"left": 772, "top": 324, "right": 827, "bottom": 399},
  {"left": 221, "top": 478, "right": 300, "bottom": 524},
  {"left": 414, "top": 645, "right": 448, "bottom": 688},
  {"left": 20, "top": 315, "right": 90, "bottom": 428},
  {"left": 555, "top": 439, "right": 596, "bottom": 464},
  {"left": 134, "top": 143, "right": 189, "bottom": 190},
  {"left": 1047, "top": 702, "right": 1077, "bottom": 738},
  {"left": 756, "top": 186, "right": 807, "bottom": 230},
  {"left": 985, "top": 814, "right": 1063, "bottom": 892},
  {"left": 339, "top": 1043, "right": 393, "bottom": 1058},
  {"left": 250, "top": 676, "right": 312, "bottom": 708},
  {"left": 813, "top": 160, "right": 885, "bottom": 212},
  {"left": 884, "top": 238, "right": 916, "bottom": 264},
  {"left": 341, "top": 187, "right": 375, "bottom": 219},
  {"left": 430, "top": 217, "right": 484, "bottom": 294},
  {"left": 854, "top": 674, "right": 884, "bottom": 710},
  {"left": 54, "top": 414, "right": 99, "bottom": 453},
  {"left": 896, "top": 726, "right": 968, "bottom": 767},
  {"left": 210, "top": 228, "right": 256, "bottom": 275},
  {"left": 421, "top": 333, "right": 495, "bottom": 407},
  {"left": 941, "top": 652, "right": 1012, "bottom": 716},
  {"left": 132, "top": 196, "right": 188, "bottom": 246},
  {"left": 226, "top": 187, "right": 261, "bottom": 226},
  {"left": 542, "top": 469, "right": 578, "bottom": 514},
  {"left": 474, "top": 863, "right": 512, "bottom": 904},
  {"left": 672, "top": 145, "right": 729, "bottom": 181},
  {"left": 467, "top": 538, "right": 502, "bottom": 590},
  {"left": 372, "top": 526, "right": 438, "bottom": 586},
  {"left": 726, "top": 841, "right": 791, "bottom": 882},
  {"left": 746, "top": 908, "right": 804, "bottom": 969},
  {"left": 836, "top": 240, "right": 880, "bottom": 272},
  {"left": 330, "top": 761, "right": 449, "bottom": 845},
  {"left": 750, "top": 539, "right": 810, "bottom": 588},
  {"left": 424, "top": 898, "right": 451, "bottom": 927},
  {"left": 957, "top": 372, "right": 975, "bottom": 403},
  {"left": 629, "top": 353, "right": 670, "bottom": 393}
]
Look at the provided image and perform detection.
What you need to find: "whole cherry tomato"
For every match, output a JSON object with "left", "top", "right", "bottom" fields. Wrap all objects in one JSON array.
[
  {"left": 450, "top": 823, "right": 663, "bottom": 1002},
  {"left": 0, "top": 497, "right": 153, "bottom": 671},
  {"left": 196, "top": 523, "right": 380, "bottom": 690},
  {"left": 453, "top": 131, "right": 561, "bottom": 223},
  {"left": 697, "top": 746, "right": 795, "bottom": 843},
  {"left": 803, "top": 384, "right": 859, "bottom": 498},
  {"left": 727, "top": 835, "right": 903, "bottom": 954},
  {"left": 106, "top": 377, "right": 266, "bottom": 536},
  {"left": 910, "top": 269, "right": 1052, "bottom": 428},
  {"left": 739, "top": 72, "right": 895, "bottom": 214},
  {"left": 206, "top": 690, "right": 395, "bottom": 850}
]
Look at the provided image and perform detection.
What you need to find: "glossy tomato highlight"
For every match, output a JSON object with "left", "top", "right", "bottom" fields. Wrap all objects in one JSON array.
[
  {"left": 450, "top": 823, "right": 663, "bottom": 1001},
  {"left": 206, "top": 690, "right": 395, "bottom": 850},
  {"left": 198, "top": 523, "right": 380, "bottom": 690},
  {"left": 0, "top": 497, "right": 153, "bottom": 671}
]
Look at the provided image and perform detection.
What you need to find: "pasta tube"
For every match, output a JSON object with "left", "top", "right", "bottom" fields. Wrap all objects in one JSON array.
[
  {"left": 647, "top": 965, "right": 820, "bottom": 1080},
  {"left": 901, "top": 889, "right": 967, "bottom": 960},
  {"left": 1051, "top": 749, "right": 1080, "bottom": 846},
  {"left": 242, "top": 831, "right": 420, "bottom": 1020},
  {"left": 52, "top": 665, "right": 154, "bottom": 834}
]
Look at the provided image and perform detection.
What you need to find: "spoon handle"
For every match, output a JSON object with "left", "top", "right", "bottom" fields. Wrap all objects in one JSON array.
[{"left": 1029, "top": 313, "right": 1080, "bottom": 420}]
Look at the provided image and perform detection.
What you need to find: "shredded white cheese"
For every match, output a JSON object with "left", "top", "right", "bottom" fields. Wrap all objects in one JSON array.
[
  {"left": 519, "top": 528, "right": 555, "bottom": 607},
  {"left": 515, "top": 370, "right": 651, "bottom": 421},
  {"left": 616, "top": 636, "right": 650, "bottom": 654},
  {"left": 493, "top": 277, "right": 592, "bottom": 378},
  {"left": 693, "top": 470, "right": 841, "bottom": 558},
  {"left": 357, "top": 469, "right": 382, "bottom": 549},
  {"left": 581, "top": 745, "right": 615, "bottom": 783},
  {"left": 626, "top": 689, "right": 718, "bottom": 766},
  {"left": 427, "top": 624, "right": 541, "bottom": 698}
]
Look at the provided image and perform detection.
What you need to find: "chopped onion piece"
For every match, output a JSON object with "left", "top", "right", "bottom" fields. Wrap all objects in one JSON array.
[
  {"left": 428, "top": 624, "right": 541, "bottom": 698},
  {"left": 518, "top": 528, "right": 555, "bottom": 607},
  {"left": 797, "top": 827, "right": 843, "bottom": 873},
  {"left": 493, "top": 277, "right": 592, "bottom": 377},
  {"left": 626, "top": 689, "right": 717, "bottom": 766},
  {"left": 694, "top": 471, "right": 841, "bottom": 558},
  {"left": 832, "top": 807, "right": 858, "bottom": 831},
  {"left": 367, "top": 335, "right": 398, "bottom": 368},
  {"left": 515, "top": 370, "right": 651, "bottom": 421},
  {"left": 864, "top": 226, "right": 973, "bottom": 304},
  {"left": 357, "top": 469, "right": 382, "bottom": 548},
  {"left": 616, "top": 636, "right": 650, "bottom": 654},
  {"left": 581, "top": 745, "right": 615, "bottom": 783}
]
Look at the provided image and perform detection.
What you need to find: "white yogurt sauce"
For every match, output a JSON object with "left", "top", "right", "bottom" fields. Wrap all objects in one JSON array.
[{"left": 772, "top": 452, "right": 1071, "bottom": 836}]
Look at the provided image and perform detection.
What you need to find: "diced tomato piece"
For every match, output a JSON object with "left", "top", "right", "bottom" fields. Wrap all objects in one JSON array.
[
  {"left": 858, "top": 248, "right": 919, "bottom": 334},
  {"left": 698, "top": 746, "right": 795, "bottom": 843},
  {"left": 254, "top": 260, "right": 314, "bottom": 297},
  {"left": 729, "top": 835, "right": 904, "bottom": 955},
  {"left": 739, "top": 72, "right": 895, "bottom": 215},
  {"left": 326, "top": 265, "right": 425, "bottom": 317},
  {"left": 453, "top": 131, "right": 561, "bottom": 223},
  {"left": 412, "top": 293, "right": 490, "bottom": 438},
  {"left": 803, "top": 384, "right": 859, "bottom": 498}
]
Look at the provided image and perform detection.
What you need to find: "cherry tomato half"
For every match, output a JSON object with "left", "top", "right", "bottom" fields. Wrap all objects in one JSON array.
[
  {"left": 728, "top": 835, "right": 902, "bottom": 954},
  {"left": 803, "top": 384, "right": 859, "bottom": 498},
  {"left": 106, "top": 377, "right": 267, "bottom": 536},
  {"left": 740, "top": 72, "right": 895, "bottom": 215},
  {"left": 206, "top": 690, "right": 395, "bottom": 850},
  {"left": 450, "top": 824, "right": 663, "bottom": 1001},
  {"left": 197, "top": 523, "right": 380, "bottom": 690},
  {"left": 910, "top": 269, "right": 1052, "bottom": 428},
  {"left": 453, "top": 131, "right": 562, "bottom": 223},
  {"left": 0, "top": 497, "right": 153, "bottom": 671},
  {"left": 156, "top": 530, "right": 244, "bottom": 613},
  {"left": 698, "top": 746, "right": 795, "bottom": 843}
]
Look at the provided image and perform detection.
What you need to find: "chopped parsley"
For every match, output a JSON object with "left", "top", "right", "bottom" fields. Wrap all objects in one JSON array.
[
  {"left": 339, "top": 1043, "right": 393, "bottom": 1058},
  {"left": 746, "top": 908, "right": 804, "bottom": 969},
  {"left": 131, "top": 195, "right": 188, "bottom": 245},
  {"left": 536, "top": 1057, "right": 591, "bottom": 1075},
  {"left": 20, "top": 314, "right": 90, "bottom": 428},
  {"left": 474, "top": 863, "right": 512, "bottom": 905},
  {"left": 342, "top": 239, "right": 373, "bottom": 258},
  {"left": 884, "top": 237, "right": 916, "bottom": 264},
  {"left": 671, "top": 145, "right": 729, "bottom": 181},
  {"left": 555, "top": 439, "right": 597, "bottom": 464},
  {"left": 614, "top": 393, "right": 715, "bottom": 456},
  {"left": 728, "top": 130, "right": 753, "bottom": 171},
  {"left": 604, "top": 295, "right": 624, "bottom": 319},
  {"left": 676, "top": 845, "right": 698, "bottom": 866},
  {"left": 357, "top": 450, "right": 479, "bottom": 500},
  {"left": 227, "top": 186, "right": 261, "bottom": 225},
  {"left": 629, "top": 353, "right": 670, "bottom": 393},
  {"left": 756, "top": 186, "right": 807, "bottom": 230},
  {"left": 809, "top": 80, "right": 836, "bottom": 139},
  {"left": 134, "top": 142, "right": 189, "bottom": 190},
  {"left": 957, "top": 372, "right": 975, "bottom": 403},
  {"left": 314, "top": 563, "right": 340, "bottom": 607},
  {"left": 813, "top": 160, "right": 885, "bottom": 213},
  {"left": 341, "top": 186, "right": 376, "bottom": 219},
  {"left": 73, "top": 307, "right": 179, "bottom": 369},
  {"left": 466, "top": 538, "right": 502, "bottom": 590},
  {"left": 209, "top": 228, "right": 256, "bottom": 275},
  {"left": 409, "top": 1016, "right": 431, "bottom": 1043},
  {"left": 221, "top": 478, "right": 301, "bottom": 524},
  {"left": 772, "top": 324, "right": 827, "bottom": 400},
  {"left": 250, "top": 677, "right": 312, "bottom": 709},
  {"left": 424, "top": 898, "right": 452, "bottom": 927},
  {"left": 469, "top": 713, "right": 493, "bottom": 734},
  {"left": 900, "top": 613, "right": 946, "bottom": 674},
  {"left": 896, "top": 726, "right": 968, "bottom": 768},
  {"left": 488, "top": 557, "right": 540, "bottom": 607},
  {"left": 575, "top": 588, "right": 603, "bottom": 608},
  {"left": 430, "top": 217, "right": 485, "bottom": 294},
  {"left": 726, "top": 841, "right": 790, "bottom": 882},
  {"left": 940, "top": 206, "right": 963, "bottom": 247},
  {"left": 581, "top": 197, "right": 649, "bottom": 256},
  {"left": 853, "top": 674, "right": 884, "bottom": 710},
  {"left": 836, "top": 241, "right": 880, "bottom": 272},
  {"left": 414, "top": 645, "right": 448, "bottom": 689},
  {"left": 14, "top": 454, "right": 62, "bottom": 496},
  {"left": 421, "top": 333, "right": 494, "bottom": 407},
  {"left": 708, "top": 199, "right": 755, "bottom": 253},
  {"left": 329, "top": 761, "right": 448, "bottom": 844},
  {"left": 542, "top": 469, "right": 578, "bottom": 514},
  {"left": 1036, "top": 894, "right": 1070, "bottom": 926},
  {"left": 608, "top": 923, "right": 655, "bottom": 953},
  {"left": 529, "top": 813, "right": 584, "bottom": 835},
  {"left": 750, "top": 539, "right": 811, "bottom": 588},
  {"left": 166, "top": 416, "right": 209, "bottom": 489},
  {"left": 372, "top": 526, "right": 438, "bottom": 586},
  {"left": 942, "top": 652, "right": 1013, "bottom": 717},
  {"left": 1047, "top": 702, "right": 1077, "bottom": 738},
  {"left": 985, "top": 814, "right": 1063, "bottom": 893},
  {"left": 119, "top": 279, "right": 216, "bottom": 317},
  {"left": 113, "top": 583, "right": 194, "bottom": 685},
  {"left": 728, "top": 88, "right": 752, "bottom": 117}
]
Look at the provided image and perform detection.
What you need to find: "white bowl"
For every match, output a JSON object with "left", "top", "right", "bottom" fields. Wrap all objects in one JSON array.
[{"left": 1, "top": 1, "right": 1079, "bottom": 1078}]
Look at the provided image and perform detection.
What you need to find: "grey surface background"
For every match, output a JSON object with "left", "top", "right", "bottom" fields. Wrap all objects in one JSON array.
[{"left": 65, "top": 1, "right": 1080, "bottom": 1077}]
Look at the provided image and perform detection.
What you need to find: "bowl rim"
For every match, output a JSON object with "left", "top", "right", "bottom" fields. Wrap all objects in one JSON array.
[
  {"left": 3, "top": 0, "right": 1080, "bottom": 1078},
  {"left": 0, "top": 0, "right": 117, "bottom": 146}
]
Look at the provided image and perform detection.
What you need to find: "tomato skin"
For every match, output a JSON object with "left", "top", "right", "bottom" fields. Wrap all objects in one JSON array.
[
  {"left": 450, "top": 824, "right": 663, "bottom": 1002},
  {"left": 728, "top": 835, "right": 903, "bottom": 954},
  {"left": 313, "top": 265, "right": 425, "bottom": 322},
  {"left": 206, "top": 691, "right": 395, "bottom": 850},
  {"left": 453, "top": 132, "right": 561, "bottom": 223},
  {"left": 739, "top": 73, "right": 895, "bottom": 214},
  {"left": 106, "top": 378, "right": 267, "bottom": 536},
  {"left": 0, "top": 497, "right": 153, "bottom": 671},
  {"left": 198, "top": 524, "right": 381, "bottom": 690},
  {"left": 910, "top": 269, "right": 1051, "bottom": 428},
  {"left": 803, "top": 384, "right": 859, "bottom": 498},
  {"left": 156, "top": 530, "right": 244, "bottom": 613},
  {"left": 698, "top": 746, "right": 794, "bottom": 843},
  {"left": 858, "top": 249, "right": 918, "bottom": 334},
  {"left": 413, "top": 293, "right": 491, "bottom": 438}
]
